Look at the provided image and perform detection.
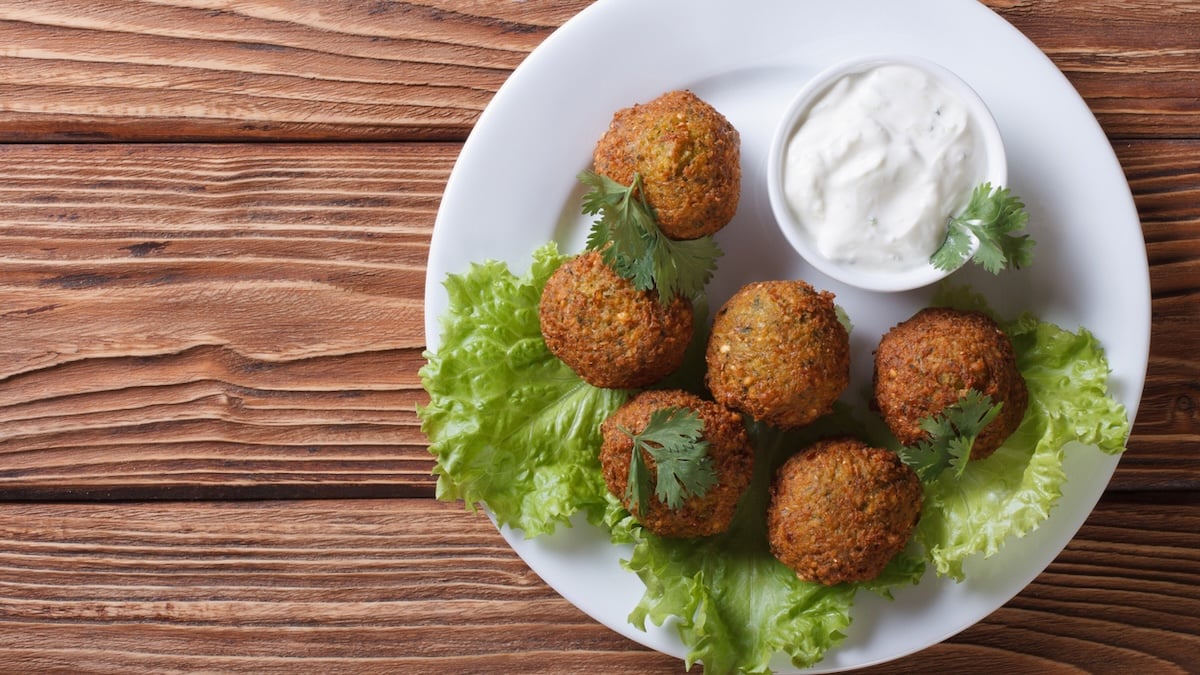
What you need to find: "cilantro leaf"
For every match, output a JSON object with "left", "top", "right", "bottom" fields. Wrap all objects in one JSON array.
[
  {"left": 580, "top": 170, "right": 721, "bottom": 305},
  {"left": 931, "top": 182, "right": 1034, "bottom": 274},
  {"left": 898, "top": 389, "right": 1003, "bottom": 482},
  {"left": 619, "top": 406, "right": 715, "bottom": 517}
]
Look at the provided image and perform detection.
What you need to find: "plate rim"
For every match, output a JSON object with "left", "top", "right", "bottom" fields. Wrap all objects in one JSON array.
[{"left": 423, "top": 0, "right": 1151, "bottom": 671}]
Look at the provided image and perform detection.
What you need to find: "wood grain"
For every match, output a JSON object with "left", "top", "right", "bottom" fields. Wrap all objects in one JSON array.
[
  {"left": 0, "top": 0, "right": 593, "bottom": 141},
  {"left": 0, "top": 143, "right": 441, "bottom": 373},
  {"left": 1000, "top": 0, "right": 1200, "bottom": 139},
  {"left": 0, "top": 143, "right": 444, "bottom": 497},
  {"left": 0, "top": 0, "right": 1197, "bottom": 142},
  {"left": 1114, "top": 139, "right": 1200, "bottom": 490},
  {"left": 0, "top": 497, "right": 1195, "bottom": 673}
]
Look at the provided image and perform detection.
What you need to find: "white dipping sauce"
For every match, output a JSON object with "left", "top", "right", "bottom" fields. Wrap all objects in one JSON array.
[{"left": 782, "top": 63, "right": 987, "bottom": 271}]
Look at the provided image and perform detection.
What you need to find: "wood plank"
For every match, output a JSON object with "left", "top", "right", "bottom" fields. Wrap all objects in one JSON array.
[
  {"left": 0, "top": 143, "right": 441, "bottom": 376},
  {"left": 993, "top": 0, "right": 1200, "bottom": 138},
  {"left": 0, "top": 496, "right": 1195, "bottom": 673},
  {"left": 0, "top": 0, "right": 592, "bottom": 141},
  {"left": 0, "top": 143, "right": 443, "bottom": 497},
  {"left": 1001, "top": 0, "right": 1200, "bottom": 139},
  {"left": 1111, "top": 139, "right": 1200, "bottom": 490},
  {"left": 0, "top": 140, "right": 1195, "bottom": 496},
  {"left": 0, "top": 0, "right": 1196, "bottom": 142}
]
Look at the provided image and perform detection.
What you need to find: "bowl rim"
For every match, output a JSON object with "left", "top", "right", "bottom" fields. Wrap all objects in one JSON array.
[{"left": 765, "top": 54, "right": 1008, "bottom": 292}]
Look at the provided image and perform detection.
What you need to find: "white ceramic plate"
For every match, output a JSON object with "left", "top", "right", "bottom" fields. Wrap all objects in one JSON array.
[{"left": 424, "top": 0, "right": 1150, "bottom": 671}]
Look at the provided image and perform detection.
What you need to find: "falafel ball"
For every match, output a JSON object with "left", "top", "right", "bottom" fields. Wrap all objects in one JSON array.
[
  {"left": 767, "top": 437, "right": 923, "bottom": 586},
  {"left": 600, "top": 389, "right": 753, "bottom": 538},
  {"left": 539, "top": 251, "right": 692, "bottom": 389},
  {"left": 873, "top": 307, "right": 1028, "bottom": 461},
  {"left": 592, "top": 89, "right": 740, "bottom": 240},
  {"left": 705, "top": 280, "right": 850, "bottom": 429}
]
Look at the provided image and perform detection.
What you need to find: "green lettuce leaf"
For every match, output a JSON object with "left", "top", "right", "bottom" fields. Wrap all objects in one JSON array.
[
  {"left": 421, "top": 246, "right": 1132, "bottom": 671},
  {"left": 916, "top": 295, "right": 1131, "bottom": 579},
  {"left": 418, "top": 242, "right": 629, "bottom": 537},
  {"left": 606, "top": 414, "right": 926, "bottom": 674}
]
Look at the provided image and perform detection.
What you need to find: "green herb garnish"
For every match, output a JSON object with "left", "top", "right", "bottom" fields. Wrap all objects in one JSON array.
[
  {"left": 620, "top": 406, "right": 715, "bottom": 517},
  {"left": 931, "top": 182, "right": 1034, "bottom": 274},
  {"left": 581, "top": 170, "right": 722, "bottom": 305},
  {"left": 898, "top": 389, "right": 1003, "bottom": 482}
]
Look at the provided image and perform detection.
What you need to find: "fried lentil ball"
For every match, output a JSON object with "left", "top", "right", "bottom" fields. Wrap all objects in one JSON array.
[
  {"left": 592, "top": 89, "right": 741, "bottom": 240},
  {"left": 767, "top": 436, "right": 923, "bottom": 586},
  {"left": 600, "top": 389, "right": 753, "bottom": 538},
  {"left": 539, "top": 251, "right": 692, "bottom": 389},
  {"left": 873, "top": 307, "right": 1028, "bottom": 461},
  {"left": 705, "top": 280, "right": 850, "bottom": 429}
]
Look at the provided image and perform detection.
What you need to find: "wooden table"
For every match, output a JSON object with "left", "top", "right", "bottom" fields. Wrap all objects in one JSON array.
[{"left": 1, "top": 1, "right": 1196, "bottom": 672}]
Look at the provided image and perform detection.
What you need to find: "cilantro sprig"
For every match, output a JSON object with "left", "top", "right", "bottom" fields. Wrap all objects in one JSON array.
[
  {"left": 620, "top": 406, "right": 716, "bottom": 518},
  {"left": 580, "top": 170, "right": 722, "bottom": 305},
  {"left": 897, "top": 389, "right": 1003, "bottom": 482},
  {"left": 931, "top": 182, "right": 1034, "bottom": 274}
]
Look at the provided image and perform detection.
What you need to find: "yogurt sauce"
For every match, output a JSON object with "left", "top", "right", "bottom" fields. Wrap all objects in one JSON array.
[{"left": 782, "top": 63, "right": 988, "bottom": 271}]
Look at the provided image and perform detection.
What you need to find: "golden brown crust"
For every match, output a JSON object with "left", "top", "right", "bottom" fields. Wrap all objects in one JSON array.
[
  {"left": 873, "top": 307, "right": 1028, "bottom": 460},
  {"left": 766, "top": 437, "right": 923, "bottom": 585},
  {"left": 539, "top": 251, "right": 693, "bottom": 389},
  {"left": 705, "top": 280, "right": 850, "bottom": 429},
  {"left": 592, "top": 89, "right": 741, "bottom": 240},
  {"left": 600, "top": 389, "right": 753, "bottom": 538}
]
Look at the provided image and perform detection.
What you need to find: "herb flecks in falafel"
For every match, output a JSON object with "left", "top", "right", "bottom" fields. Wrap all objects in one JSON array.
[
  {"left": 874, "top": 307, "right": 1028, "bottom": 462},
  {"left": 582, "top": 88, "right": 740, "bottom": 306},
  {"left": 539, "top": 251, "right": 693, "bottom": 389},
  {"left": 767, "top": 436, "right": 923, "bottom": 586},
  {"left": 601, "top": 390, "right": 753, "bottom": 539},
  {"left": 592, "top": 89, "right": 741, "bottom": 240},
  {"left": 706, "top": 280, "right": 850, "bottom": 430}
]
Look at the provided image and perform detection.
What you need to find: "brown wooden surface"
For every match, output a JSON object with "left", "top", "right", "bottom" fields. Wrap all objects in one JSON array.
[
  {"left": 1, "top": 497, "right": 1197, "bottom": 674},
  {"left": 0, "top": 1, "right": 1197, "bottom": 673}
]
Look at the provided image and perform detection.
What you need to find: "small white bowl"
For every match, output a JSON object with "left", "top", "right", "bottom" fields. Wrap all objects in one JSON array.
[{"left": 766, "top": 55, "right": 1007, "bottom": 292}]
